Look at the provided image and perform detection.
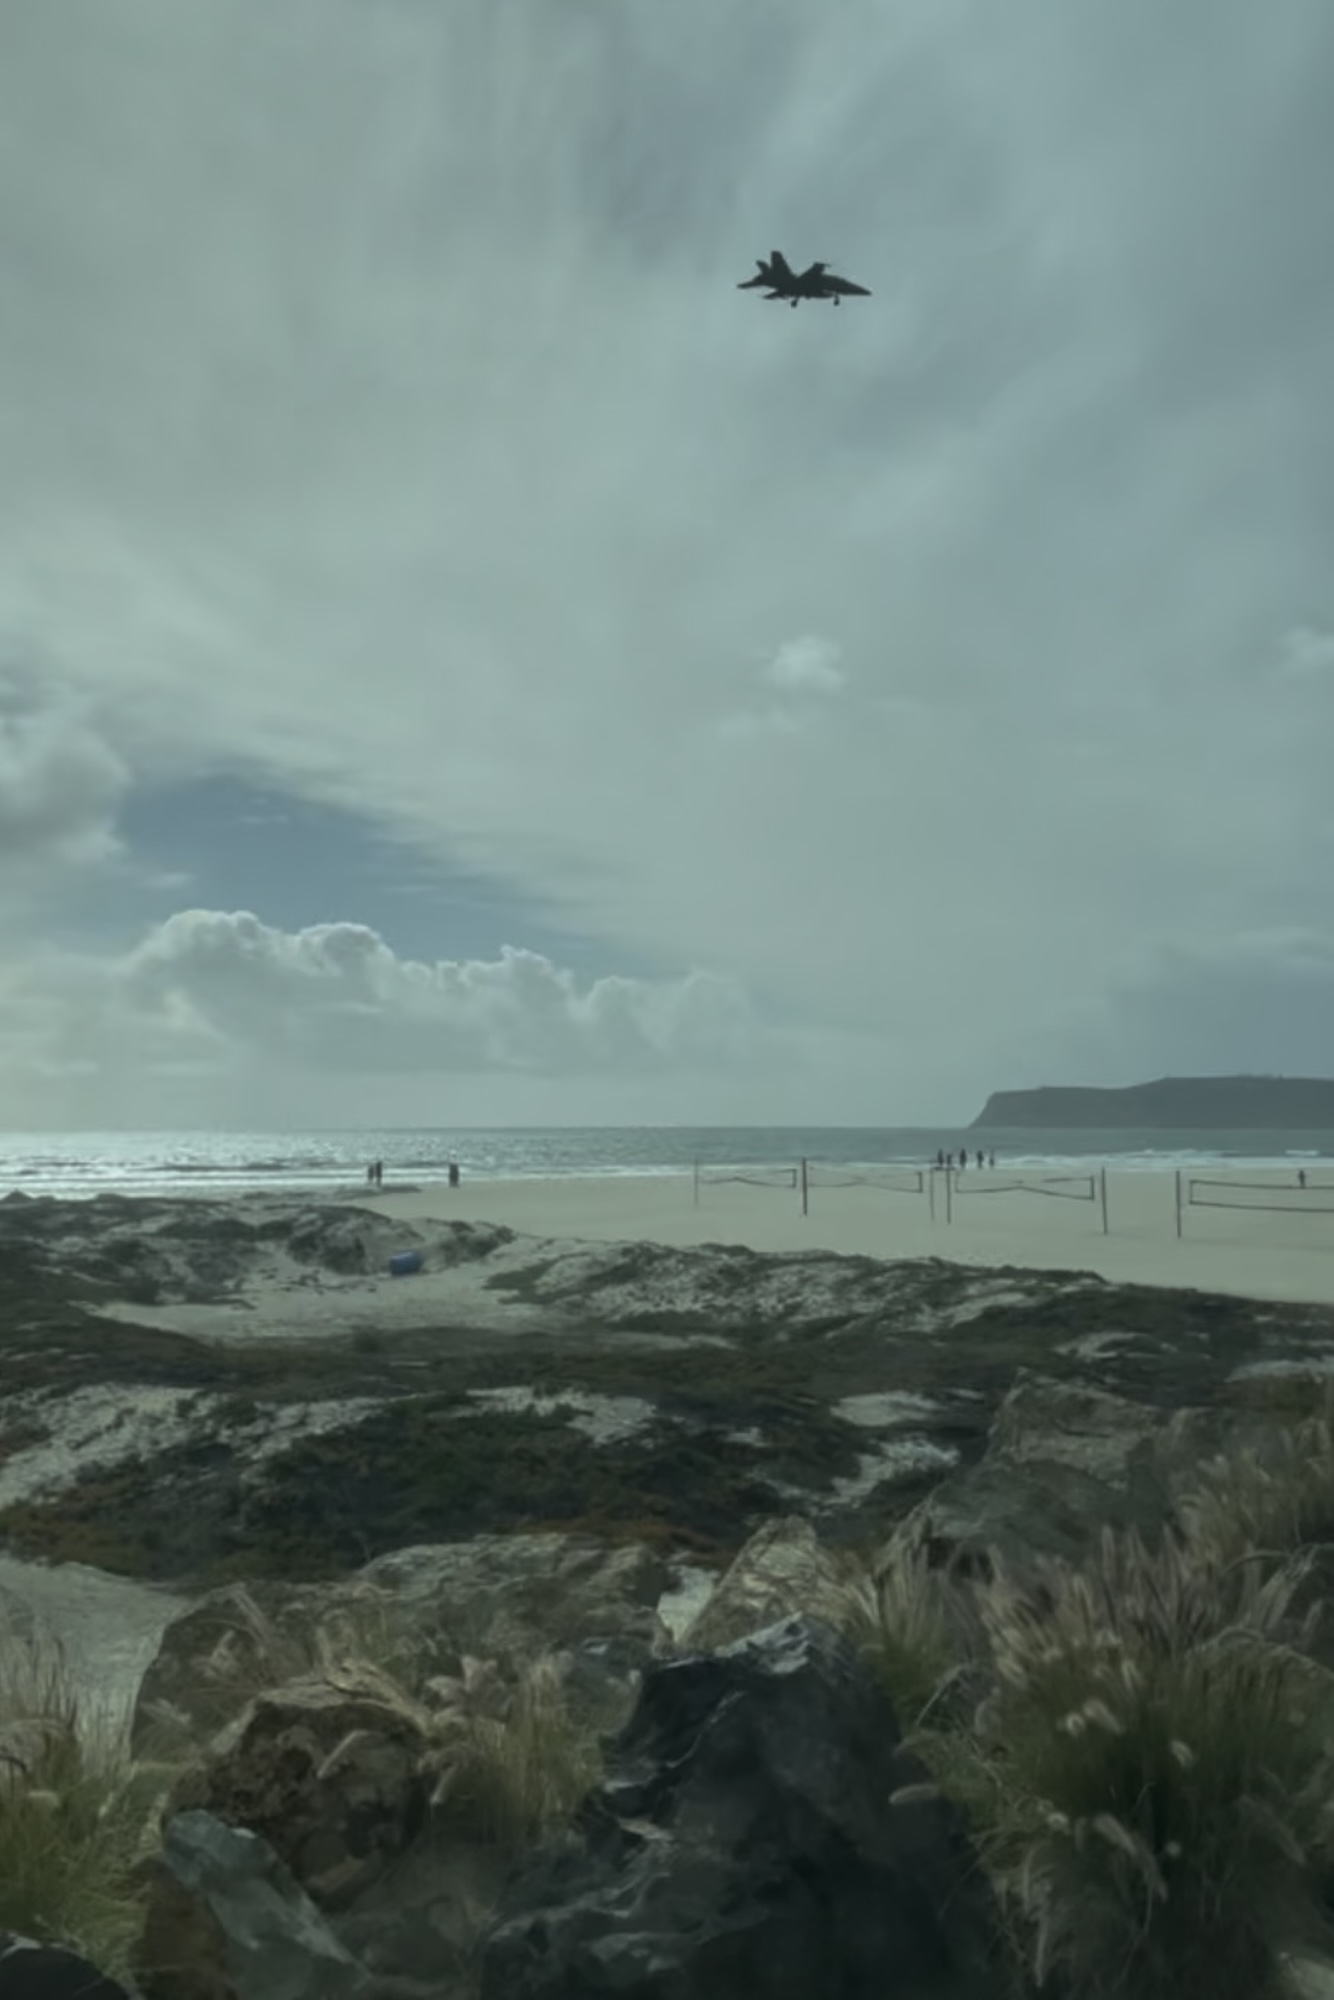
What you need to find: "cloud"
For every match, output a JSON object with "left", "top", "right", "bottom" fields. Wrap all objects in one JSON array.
[
  {"left": 75, "top": 909, "right": 765, "bottom": 1081},
  {"left": 0, "top": 676, "right": 128, "bottom": 870},
  {"left": 1, "top": 0, "right": 1332, "bottom": 1120},
  {"left": 1276, "top": 627, "right": 1334, "bottom": 680},
  {"left": 764, "top": 635, "right": 847, "bottom": 695}
]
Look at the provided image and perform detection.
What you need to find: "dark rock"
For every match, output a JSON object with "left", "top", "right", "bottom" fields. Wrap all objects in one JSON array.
[
  {"left": 887, "top": 1372, "right": 1255, "bottom": 1586},
  {"left": 331, "top": 1836, "right": 512, "bottom": 1988},
  {"left": 477, "top": 1614, "right": 1013, "bottom": 2000},
  {"left": 135, "top": 1809, "right": 389, "bottom": 2000},
  {"left": 0, "top": 1935, "right": 131, "bottom": 2000},
  {"left": 132, "top": 1534, "right": 670, "bottom": 1760},
  {"left": 160, "top": 1675, "right": 430, "bottom": 1910}
]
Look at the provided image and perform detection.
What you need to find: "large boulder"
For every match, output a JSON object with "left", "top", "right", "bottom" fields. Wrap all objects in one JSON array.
[
  {"left": 133, "top": 1809, "right": 394, "bottom": 2000},
  {"left": 676, "top": 1515, "right": 853, "bottom": 1653},
  {"left": 330, "top": 1835, "right": 513, "bottom": 1991},
  {"left": 886, "top": 1372, "right": 1251, "bottom": 1586},
  {"left": 476, "top": 1615, "right": 1011, "bottom": 2000},
  {"left": 160, "top": 1673, "right": 430, "bottom": 1910},
  {"left": 132, "top": 1533, "right": 671, "bottom": 1759},
  {"left": 0, "top": 1936, "right": 131, "bottom": 2000}
]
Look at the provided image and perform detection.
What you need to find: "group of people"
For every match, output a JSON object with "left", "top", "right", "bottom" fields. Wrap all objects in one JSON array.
[
  {"left": 365, "top": 1159, "right": 461, "bottom": 1188},
  {"left": 933, "top": 1148, "right": 996, "bottom": 1171}
]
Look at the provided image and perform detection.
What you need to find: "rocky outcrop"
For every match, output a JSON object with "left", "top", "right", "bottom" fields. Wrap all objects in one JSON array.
[
  {"left": 132, "top": 1533, "right": 671, "bottom": 1759},
  {"left": 476, "top": 1615, "right": 1012, "bottom": 2000},
  {"left": 971, "top": 1074, "right": 1334, "bottom": 1128},
  {"left": 134, "top": 1810, "right": 387, "bottom": 2000},
  {"left": 676, "top": 1514, "right": 852, "bottom": 1652},
  {"left": 884, "top": 1371, "right": 1259, "bottom": 1584},
  {"left": 0, "top": 1935, "right": 131, "bottom": 2000},
  {"left": 160, "top": 1673, "right": 431, "bottom": 1910}
]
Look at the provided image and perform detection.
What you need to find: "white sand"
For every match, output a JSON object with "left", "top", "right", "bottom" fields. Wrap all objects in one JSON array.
[{"left": 378, "top": 1166, "right": 1334, "bottom": 1307}]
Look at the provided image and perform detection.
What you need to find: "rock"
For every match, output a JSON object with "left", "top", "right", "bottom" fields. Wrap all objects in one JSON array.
[
  {"left": 134, "top": 1809, "right": 386, "bottom": 2000},
  {"left": 161, "top": 1674, "right": 430, "bottom": 1910},
  {"left": 331, "top": 1836, "right": 512, "bottom": 1989},
  {"left": 548, "top": 1635, "right": 648, "bottom": 1738},
  {"left": 132, "top": 1533, "right": 671, "bottom": 1760},
  {"left": 676, "top": 1515, "right": 853, "bottom": 1652},
  {"left": 0, "top": 1935, "right": 131, "bottom": 2000},
  {"left": 1285, "top": 1954, "right": 1334, "bottom": 2000},
  {"left": 476, "top": 1614, "right": 1010, "bottom": 2000},
  {"left": 358, "top": 1535, "right": 670, "bottom": 1671},
  {"left": 886, "top": 1372, "right": 1248, "bottom": 1587}
]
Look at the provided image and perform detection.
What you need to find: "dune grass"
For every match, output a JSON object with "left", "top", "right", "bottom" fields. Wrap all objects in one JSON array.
[
  {"left": 0, "top": 1627, "right": 167, "bottom": 1989},
  {"left": 140, "top": 1582, "right": 604, "bottom": 1852},
  {"left": 967, "top": 1527, "right": 1334, "bottom": 2000},
  {"left": 1180, "top": 1380, "right": 1334, "bottom": 1568},
  {"left": 840, "top": 1404, "right": 1334, "bottom": 2000},
  {"left": 423, "top": 1652, "right": 604, "bottom": 1847}
]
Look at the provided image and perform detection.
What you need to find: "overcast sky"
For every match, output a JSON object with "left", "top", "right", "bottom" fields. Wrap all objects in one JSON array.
[{"left": 1, "top": 0, "right": 1331, "bottom": 1129}]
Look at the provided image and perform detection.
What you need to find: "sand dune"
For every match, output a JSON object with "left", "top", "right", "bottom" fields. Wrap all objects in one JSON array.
[{"left": 380, "top": 1165, "right": 1334, "bottom": 1307}]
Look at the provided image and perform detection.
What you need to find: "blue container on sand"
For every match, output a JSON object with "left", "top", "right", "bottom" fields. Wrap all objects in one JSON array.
[{"left": 388, "top": 1250, "right": 423, "bottom": 1278}]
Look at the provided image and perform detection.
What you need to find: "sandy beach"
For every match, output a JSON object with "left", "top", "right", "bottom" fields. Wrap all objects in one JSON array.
[{"left": 377, "top": 1165, "right": 1334, "bottom": 1307}]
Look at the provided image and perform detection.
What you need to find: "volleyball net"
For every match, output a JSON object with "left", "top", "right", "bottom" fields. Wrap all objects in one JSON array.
[
  {"left": 802, "top": 1161, "right": 930, "bottom": 1218},
  {"left": 690, "top": 1159, "right": 1107, "bottom": 1230},
  {"left": 947, "top": 1168, "right": 1108, "bottom": 1233},
  {"left": 691, "top": 1161, "right": 800, "bottom": 1206},
  {"left": 1176, "top": 1172, "right": 1334, "bottom": 1236}
]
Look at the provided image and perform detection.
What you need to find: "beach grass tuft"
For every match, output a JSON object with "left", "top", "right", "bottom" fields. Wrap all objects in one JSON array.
[
  {"left": 0, "top": 1627, "right": 169, "bottom": 1989},
  {"left": 1180, "top": 1381, "right": 1334, "bottom": 1567},
  {"left": 836, "top": 1541, "right": 979, "bottom": 1734},
  {"left": 915, "top": 1524, "right": 1334, "bottom": 2000}
]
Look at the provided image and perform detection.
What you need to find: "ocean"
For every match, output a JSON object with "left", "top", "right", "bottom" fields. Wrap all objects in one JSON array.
[{"left": 2, "top": 1127, "right": 1334, "bottom": 1202}]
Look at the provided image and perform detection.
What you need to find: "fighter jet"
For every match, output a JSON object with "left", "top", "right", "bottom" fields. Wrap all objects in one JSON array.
[{"left": 737, "top": 250, "right": 871, "bottom": 307}]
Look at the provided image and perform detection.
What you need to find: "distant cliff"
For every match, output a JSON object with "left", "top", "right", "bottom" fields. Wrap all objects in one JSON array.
[{"left": 970, "top": 1076, "right": 1334, "bottom": 1129}]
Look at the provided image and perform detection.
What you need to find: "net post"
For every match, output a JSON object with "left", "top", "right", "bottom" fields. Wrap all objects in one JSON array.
[
  {"left": 1100, "top": 1165, "right": 1109, "bottom": 1235},
  {"left": 801, "top": 1157, "right": 809, "bottom": 1216},
  {"left": 1174, "top": 1169, "right": 1182, "bottom": 1239},
  {"left": 693, "top": 1158, "right": 699, "bottom": 1209},
  {"left": 928, "top": 1167, "right": 936, "bottom": 1223},
  {"left": 945, "top": 1167, "right": 953, "bottom": 1225}
]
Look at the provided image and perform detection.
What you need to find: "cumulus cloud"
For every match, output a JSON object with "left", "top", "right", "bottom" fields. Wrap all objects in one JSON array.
[
  {"left": 85, "top": 909, "right": 762, "bottom": 1079},
  {"left": 764, "top": 635, "right": 846, "bottom": 695}
]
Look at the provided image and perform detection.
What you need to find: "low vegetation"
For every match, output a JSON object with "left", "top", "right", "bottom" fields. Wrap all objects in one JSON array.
[
  {"left": 0, "top": 1632, "right": 165, "bottom": 1989},
  {"left": 842, "top": 1409, "right": 1334, "bottom": 2000},
  {"left": 8, "top": 1378, "right": 1334, "bottom": 1995}
]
